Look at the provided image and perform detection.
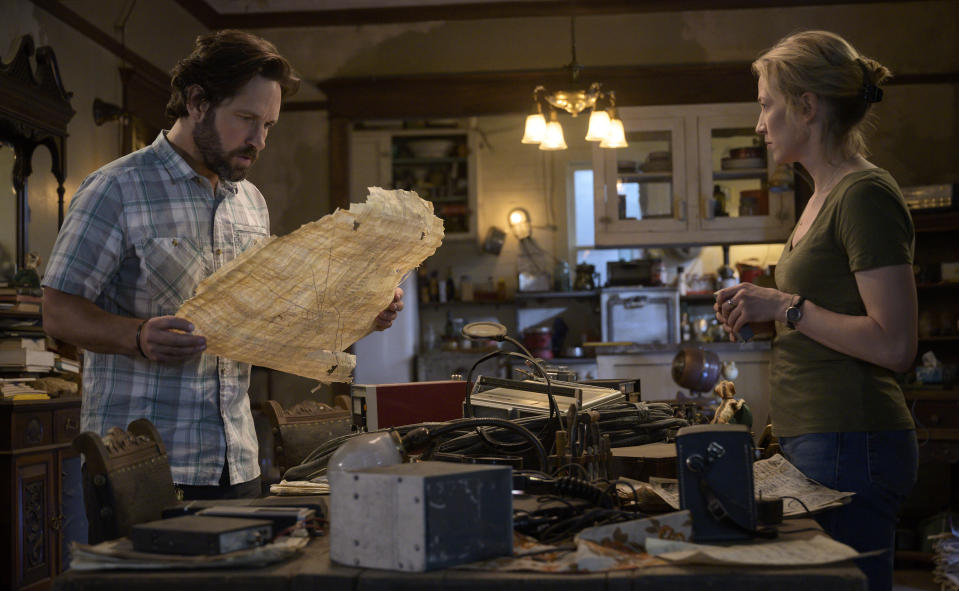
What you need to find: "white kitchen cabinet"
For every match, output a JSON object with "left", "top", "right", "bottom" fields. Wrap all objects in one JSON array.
[
  {"left": 592, "top": 103, "right": 795, "bottom": 247},
  {"left": 349, "top": 127, "right": 479, "bottom": 239},
  {"left": 596, "top": 347, "right": 771, "bottom": 440}
]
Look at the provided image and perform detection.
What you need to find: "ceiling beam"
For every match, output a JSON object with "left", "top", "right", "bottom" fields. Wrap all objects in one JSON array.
[{"left": 174, "top": 0, "right": 927, "bottom": 29}]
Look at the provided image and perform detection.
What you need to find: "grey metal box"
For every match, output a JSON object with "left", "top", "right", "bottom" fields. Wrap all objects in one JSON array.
[{"left": 330, "top": 461, "right": 513, "bottom": 571}]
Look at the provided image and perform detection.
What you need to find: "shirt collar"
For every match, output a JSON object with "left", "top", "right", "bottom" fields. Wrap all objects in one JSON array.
[{"left": 153, "top": 131, "right": 239, "bottom": 195}]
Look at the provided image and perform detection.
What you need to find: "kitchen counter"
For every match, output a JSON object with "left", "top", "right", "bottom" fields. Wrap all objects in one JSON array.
[{"left": 592, "top": 340, "right": 772, "bottom": 355}]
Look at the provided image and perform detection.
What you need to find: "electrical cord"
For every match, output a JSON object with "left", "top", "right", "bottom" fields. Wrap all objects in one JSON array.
[{"left": 282, "top": 401, "right": 689, "bottom": 481}]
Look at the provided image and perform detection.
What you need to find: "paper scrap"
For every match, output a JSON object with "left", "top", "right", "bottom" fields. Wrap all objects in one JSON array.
[
  {"left": 177, "top": 188, "right": 443, "bottom": 382},
  {"left": 645, "top": 454, "right": 854, "bottom": 517},
  {"left": 647, "top": 534, "right": 860, "bottom": 566}
]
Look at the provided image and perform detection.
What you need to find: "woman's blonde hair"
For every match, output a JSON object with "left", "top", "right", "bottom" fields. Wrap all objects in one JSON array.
[{"left": 751, "top": 30, "right": 891, "bottom": 161}]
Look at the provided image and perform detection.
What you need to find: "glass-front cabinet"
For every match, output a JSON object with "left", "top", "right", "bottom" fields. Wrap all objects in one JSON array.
[
  {"left": 592, "top": 103, "right": 795, "bottom": 246},
  {"left": 350, "top": 127, "right": 478, "bottom": 239}
]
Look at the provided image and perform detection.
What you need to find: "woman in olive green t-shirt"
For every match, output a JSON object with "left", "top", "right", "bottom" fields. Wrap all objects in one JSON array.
[{"left": 714, "top": 31, "right": 918, "bottom": 591}]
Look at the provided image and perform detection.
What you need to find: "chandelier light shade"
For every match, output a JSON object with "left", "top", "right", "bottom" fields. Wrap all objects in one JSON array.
[
  {"left": 584, "top": 109, "right": 611, "bottom": 142},
  {"left": 539, "top": 112, "right": 568, "bottom": 151},
  {"left": 520, "top": 18, "right": 628, "bottom": 151},
  {"left": 521, "top": 112, "right": 547, "bottom": 144},
  {"left": 599, "top": 116, "right": 628, "bottom": 149}
]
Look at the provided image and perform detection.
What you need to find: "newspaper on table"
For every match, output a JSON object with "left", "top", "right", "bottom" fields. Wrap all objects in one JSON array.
[
  {"left": 643, "top": 453, "right": 854, "bottom": 517},
  {"left": 931, "top": 518, "right": 959, "bottom": 590},
  {"left": 270, "top": 478, "right": 329, "bottom": 495},
  {"left": 176, "top": 187, "right": 443, "bottom": 382}
]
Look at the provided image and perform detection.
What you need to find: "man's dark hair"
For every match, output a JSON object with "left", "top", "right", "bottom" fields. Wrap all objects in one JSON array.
[{"left": 165, "top": 29, "right": 300, "bottom": 122}]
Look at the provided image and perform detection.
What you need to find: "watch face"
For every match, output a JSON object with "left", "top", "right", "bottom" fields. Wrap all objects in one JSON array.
[{"left": 787, "top": 307, "right": 801, "bottom": 323}]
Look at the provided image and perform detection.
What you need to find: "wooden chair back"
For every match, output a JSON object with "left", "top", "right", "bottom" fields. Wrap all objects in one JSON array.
[{"left": 73, "top": 418, "right": 179, "bottom": 543}]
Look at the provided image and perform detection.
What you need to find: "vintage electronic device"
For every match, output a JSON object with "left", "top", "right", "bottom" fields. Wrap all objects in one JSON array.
[
  {"left": 676, "top": 424, "right": 757, "bottom": 542},
  {"left": 196, "top": 506, "right": 314, "bottom": 533},
  {"left": 601, "top": 286, "right": 680, "bottom": 345},
  {"left": 330, "top": 461, "right": 512, "bottom": 571},
  {"left": 611, "top": 442, "right": 678, "bottom": 481},
  {"left": 351, "top": 380, "right": 467, "bottom": 430},
  {"left": 468, "top": 375, "right": 624, "bottom": 419},
  {"left": 130, "top": 515, "right": 273, "bottom": 555},
  {"left": 606, "top": 259, "right": 656, "bottom": 287}
]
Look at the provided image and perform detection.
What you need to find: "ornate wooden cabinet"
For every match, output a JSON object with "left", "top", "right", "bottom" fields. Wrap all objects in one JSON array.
[{"left": 1, "top": 398, "right": 83, "bottom": 591}]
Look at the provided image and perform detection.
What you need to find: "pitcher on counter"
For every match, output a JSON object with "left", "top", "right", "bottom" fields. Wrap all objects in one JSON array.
[{"left": 715, "top": 30, "right": 917, "bottom": 591}]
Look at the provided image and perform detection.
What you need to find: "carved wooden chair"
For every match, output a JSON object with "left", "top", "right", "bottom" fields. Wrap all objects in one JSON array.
[
  {"left": 73, "top": 418, "right": 180, "bottom": 544},
  {"left": 264, "top": 400, "right": 352, "bottom": 478}
]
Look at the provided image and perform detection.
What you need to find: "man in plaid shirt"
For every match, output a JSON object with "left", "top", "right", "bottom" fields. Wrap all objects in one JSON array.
[{"left": 42, "top": 30, "right": 403, "bottom": 500}]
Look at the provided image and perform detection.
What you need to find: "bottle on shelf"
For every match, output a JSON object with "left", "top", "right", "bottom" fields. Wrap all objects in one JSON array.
[
  {"left": 418, "top": 267, "right": 430, "bottom": 304},
  {"left": 444, "top": 311, "right": 455, "bottom": 340},
  {"left": 676, "top": 266, "right": 688, "bottom": 296},
  {"left": 460, "top": 275, "right": 474, "bottom": 302},
  {"left": 428, "top": 271, "right": 439, "bottom": 302},
  {"left": 438, "top": 276, "right": 448, "bottom": 303},
  {"left": 445, "top": 268, "right": 456, "bottom": 302}
]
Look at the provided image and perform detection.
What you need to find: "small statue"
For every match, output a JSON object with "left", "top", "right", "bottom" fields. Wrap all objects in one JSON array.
[
  {"left": 710, "top": 379, "right": 753, "bottom": 430},
  {"left": 12, "top": 252, "right": 41, "bottom": 288}
]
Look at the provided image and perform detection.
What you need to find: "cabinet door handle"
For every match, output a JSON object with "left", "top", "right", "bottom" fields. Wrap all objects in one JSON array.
[{"left": 702, "top": 196, "right": 714, "bottom": 221}]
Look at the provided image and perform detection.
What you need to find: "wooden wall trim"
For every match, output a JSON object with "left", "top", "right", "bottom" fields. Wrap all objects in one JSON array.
[
  {"left": 315, "top": 66, "right": 959, "bottom": 119},
  {"left": 174, "top": 0, "right": 928, "bottom": 28},
  {"left": 28, "top": 0, "right": 171, "bottom": 92}
]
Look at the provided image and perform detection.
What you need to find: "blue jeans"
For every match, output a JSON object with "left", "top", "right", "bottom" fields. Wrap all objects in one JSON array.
[{"left": 779, "top": 430, "right": 918, "bottom": 591}]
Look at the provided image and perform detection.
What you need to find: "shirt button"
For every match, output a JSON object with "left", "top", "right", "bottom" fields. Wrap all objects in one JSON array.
[
  {"left": 172, "top": 239, "right": 178, "bottom": 246},
  {"left": 216, "top": 248, "right": 222, "bottom": 255}
]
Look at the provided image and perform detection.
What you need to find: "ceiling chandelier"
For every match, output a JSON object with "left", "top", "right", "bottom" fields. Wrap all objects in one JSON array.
[{"left": 521, "top": 18, "right": 627, "bottom": 151}]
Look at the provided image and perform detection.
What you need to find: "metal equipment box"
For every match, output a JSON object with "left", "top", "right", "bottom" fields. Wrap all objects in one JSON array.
[{"left": 330, "top": 461, "right": 513, "bottom": 571}]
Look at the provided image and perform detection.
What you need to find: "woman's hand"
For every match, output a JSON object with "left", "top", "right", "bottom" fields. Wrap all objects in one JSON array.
[
  {"left": 714, "top": 283, "right": 793, "bottom": 340},
  {"left": 373, "top": 287, "right": 405, "bottom": 331}
]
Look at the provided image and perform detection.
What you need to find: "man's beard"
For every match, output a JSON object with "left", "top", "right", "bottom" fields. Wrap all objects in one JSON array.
[{"left": 193, "top": 109, "right": 257, "bottom": 182}]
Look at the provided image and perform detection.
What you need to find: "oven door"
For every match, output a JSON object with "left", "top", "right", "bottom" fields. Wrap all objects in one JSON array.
[{"left": 600, "top": 287, "right": 680, "bottom": 345}]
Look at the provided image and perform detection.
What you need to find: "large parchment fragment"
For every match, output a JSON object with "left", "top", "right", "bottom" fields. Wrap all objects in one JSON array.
[{"left": 176, "top": 187, "right": 443, "bottom": 382}]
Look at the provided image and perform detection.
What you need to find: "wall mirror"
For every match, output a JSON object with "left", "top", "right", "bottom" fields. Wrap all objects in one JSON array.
[{"left": 0, "top": 34, "right": 75, "bottom": 280}]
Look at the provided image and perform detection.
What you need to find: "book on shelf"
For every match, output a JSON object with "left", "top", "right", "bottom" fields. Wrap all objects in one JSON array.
[
  {"left": 54, "top": 355, "right": 81, "bottom": 374},
  {"left": 0, "top": 301, "right": 41, "bottom": 314},
  {"left": 0, "top": 286, "right": 43, "bottom": 297},
  {"left": 0, "top": 379, "right": 50, "bottom": 400},
  {"left": 0, "top": 348, "right": 56, "bottom": 371},
  {"left": 0, "top": 336, "right": 47, "bottom": 351},
  {"left": 0, "top": 293, "right": 43, "bottom": 304}
]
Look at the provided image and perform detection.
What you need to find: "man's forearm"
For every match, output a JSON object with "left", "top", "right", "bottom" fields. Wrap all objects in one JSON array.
[{"left": 42, "top": 287, "right": 141, "bottom": 356}]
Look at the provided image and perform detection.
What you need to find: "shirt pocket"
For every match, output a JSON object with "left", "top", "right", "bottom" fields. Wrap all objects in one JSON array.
[
  {"left": 138, "top": 236, "right": 211, "bottom": 315},
  {"left": 232, "top": 223, "right": 268, "bottom": 254}
]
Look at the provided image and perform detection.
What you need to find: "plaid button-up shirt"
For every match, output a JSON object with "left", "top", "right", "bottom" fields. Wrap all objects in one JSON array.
[{"left": 43, "top": 132, "right": 269, "bottom": 486}]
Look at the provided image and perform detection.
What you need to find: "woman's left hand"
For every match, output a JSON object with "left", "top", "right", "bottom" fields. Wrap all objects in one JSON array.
[
  {"left": 714, "top": 283, "right": 792, "bottom": 339},
  {"left": 374, "top": 287, "right": 405, "bottom": 331}
]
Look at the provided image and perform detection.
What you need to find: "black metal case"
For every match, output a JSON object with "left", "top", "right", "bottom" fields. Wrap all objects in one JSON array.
[{"left": 676, "top": 423, "right": 756, "bottom": 541}]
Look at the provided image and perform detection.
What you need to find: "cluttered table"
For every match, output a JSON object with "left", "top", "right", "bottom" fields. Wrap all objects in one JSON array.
[{"left": 53, "top": 518, "right": 867, "bottom": 591}]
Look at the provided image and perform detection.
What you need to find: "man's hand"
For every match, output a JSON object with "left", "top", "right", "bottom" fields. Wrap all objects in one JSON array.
[
  {"left": 373, "top": 287, "right": 404, "bottom": 331},
  {"left": 138, "top": 316, "right": 207, "bottom": 362}
]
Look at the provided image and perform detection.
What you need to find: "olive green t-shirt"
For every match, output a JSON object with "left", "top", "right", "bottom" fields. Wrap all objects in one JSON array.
[{"left": 771, "top": 168, "right": 915, "bottom": 437}]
